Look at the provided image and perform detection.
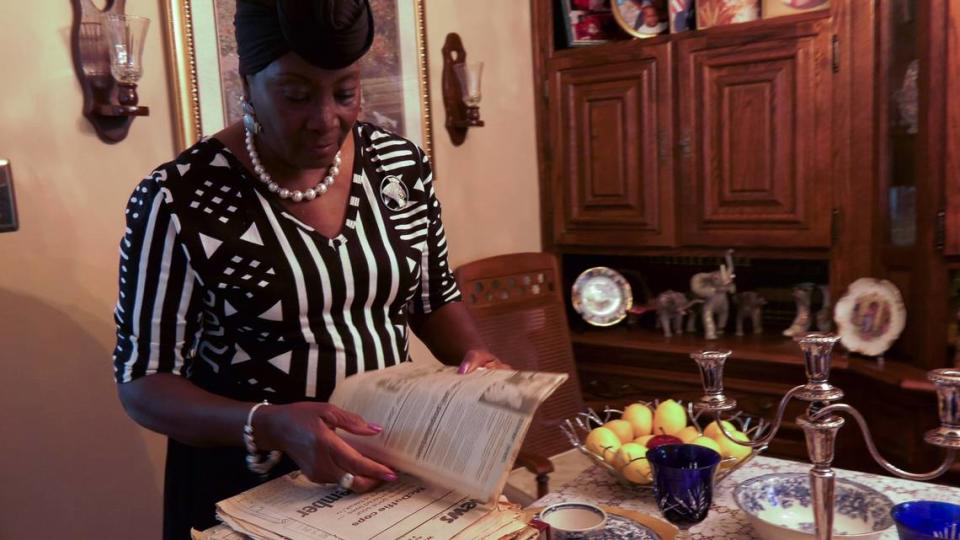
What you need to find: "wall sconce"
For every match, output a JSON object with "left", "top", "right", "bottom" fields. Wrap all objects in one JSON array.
[
  {"left": 0, "top": 159, "right": 18, "bottom": 233},
  {"left": 71, "top": 0, "right": 150, "bottom": 143},
  {"left": 442, "top": 33, "right": 484, "bottom": 146}
]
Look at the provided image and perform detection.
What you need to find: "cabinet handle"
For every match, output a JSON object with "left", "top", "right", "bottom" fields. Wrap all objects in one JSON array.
[{"left": 678, "top": 132, "right": 692, "bottom": 159}]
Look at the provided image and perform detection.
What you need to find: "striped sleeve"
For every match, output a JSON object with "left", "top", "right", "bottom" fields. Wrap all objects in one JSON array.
[
  {"left": 406, "top": 149, "right": 462, "bottom": 315},
  {"left": 112, "top": 173, "right": 203, "bottom": 383}
]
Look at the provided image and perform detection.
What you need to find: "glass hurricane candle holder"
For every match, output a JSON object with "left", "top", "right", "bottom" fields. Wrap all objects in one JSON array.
[{"left": 103, "top": 14, "right": 150, "bottom": 107}]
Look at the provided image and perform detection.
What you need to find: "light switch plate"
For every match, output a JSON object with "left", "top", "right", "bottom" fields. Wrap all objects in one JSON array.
[{"left": 0, "top": 159, "right": 19, "bottom": 232}]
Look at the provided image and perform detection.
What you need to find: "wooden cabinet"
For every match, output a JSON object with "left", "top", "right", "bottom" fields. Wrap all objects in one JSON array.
[
  {"left": 676, "top": 20, "right": 833, "bottom": 248},
  {"left": 539, "top": 15, "right": 835, "bottom": 251},
  {"left": 529, "top": 0, "right": 959, "bottom": 481},
  {"left": 548, "top": 43, "right": 674, "bottom": 248}
]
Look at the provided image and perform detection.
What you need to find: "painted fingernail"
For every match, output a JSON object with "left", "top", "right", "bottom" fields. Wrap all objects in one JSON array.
[
  {"left": 368, "top": 423, "right": 383, "bottom": 432},
  {"left": 384, "top": 473, "right": 398, "bottom": 481},
  {"left": 457, "top": 363, "right": 468, "bottom": 374}
]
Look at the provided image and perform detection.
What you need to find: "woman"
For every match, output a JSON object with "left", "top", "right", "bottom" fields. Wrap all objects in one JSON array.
[{"left": 112, "top": 1, "right": 505, "bottom": 537}]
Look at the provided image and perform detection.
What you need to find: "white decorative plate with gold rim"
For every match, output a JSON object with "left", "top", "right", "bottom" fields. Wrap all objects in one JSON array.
[
  {"left": 572, "top": 267, "right": 633, "bottom": 327},
  {"left": 833, "top": 277, "right": 906, "bottom": 356}
]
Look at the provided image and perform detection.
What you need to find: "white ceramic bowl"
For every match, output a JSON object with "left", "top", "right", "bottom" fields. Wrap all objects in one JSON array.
[{"left": 733, "top": 473, "right": 895, "bottom": 540}]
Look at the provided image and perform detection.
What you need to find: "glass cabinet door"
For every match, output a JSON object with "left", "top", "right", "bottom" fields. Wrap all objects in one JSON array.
[{"left": 883, "top": 0, "right": 919, "bottom": 248}]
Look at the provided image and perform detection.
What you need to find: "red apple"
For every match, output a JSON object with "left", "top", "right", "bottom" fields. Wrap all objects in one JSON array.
[{"left": 646, "top": 434, "right": 683, "bottom": 449}]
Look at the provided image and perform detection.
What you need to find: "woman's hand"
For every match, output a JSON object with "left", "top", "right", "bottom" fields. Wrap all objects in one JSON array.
[
  {"left": 255, "top": 402, "right": 396, "bottom": 493},
  {"left": 457, "top": 349, "right": 513, "bottom": 374}
]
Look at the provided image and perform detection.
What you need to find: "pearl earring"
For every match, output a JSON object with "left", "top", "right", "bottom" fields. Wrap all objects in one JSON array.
[{"left": 240, "top": 96, "right": 261, "bottom": 135}]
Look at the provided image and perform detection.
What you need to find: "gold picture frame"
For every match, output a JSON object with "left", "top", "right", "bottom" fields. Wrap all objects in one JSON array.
[
  {"left": 162, "top": 0, "right": 434, "bottom": 157},
  {"left": 611, "top": 0, "right": 668, "bottom": 39}
]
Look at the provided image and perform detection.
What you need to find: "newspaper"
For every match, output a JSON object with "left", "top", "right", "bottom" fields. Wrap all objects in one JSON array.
[
  {"left": 208, "top": 363, "right": 567, "bottom": 540},
  {"left": 329, "top": 362, "right": 568, "bottom": 502},
  {"left": 211, "top": 471, "right": 528, "bottom": 540},
  {"left": 217, "top": 472, "right": 488, "bottom": 539}
]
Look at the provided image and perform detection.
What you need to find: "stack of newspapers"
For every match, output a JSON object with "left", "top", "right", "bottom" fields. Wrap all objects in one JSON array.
[
  {"left": 192, "top": 362, "right": 567, "bottom": 540},
  {"left": 192, "top": 471, "right": 537, "bottom": 539}
]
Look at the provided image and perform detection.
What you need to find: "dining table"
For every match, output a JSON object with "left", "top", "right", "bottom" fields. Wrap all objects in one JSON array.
[{"left": 531, "top": 455, "right": 960, "bottom": 539}]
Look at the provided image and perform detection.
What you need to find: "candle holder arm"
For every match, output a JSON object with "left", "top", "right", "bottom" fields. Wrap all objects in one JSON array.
[
  {"left": 812, "top": 403, "right": 958, "bottom": 481},
  {"left": 713, "top": 384, "right": 806, "bottom": 448}
]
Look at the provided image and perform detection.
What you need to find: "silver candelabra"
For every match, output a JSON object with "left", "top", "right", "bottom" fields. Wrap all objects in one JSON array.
[{"left": 691, "top": 334, "right": 960, "bottom": 540}]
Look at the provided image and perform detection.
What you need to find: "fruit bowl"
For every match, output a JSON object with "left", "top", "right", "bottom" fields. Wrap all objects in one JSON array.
[{"left": 559, "top": 399, "right": 767, "bottom": 490}]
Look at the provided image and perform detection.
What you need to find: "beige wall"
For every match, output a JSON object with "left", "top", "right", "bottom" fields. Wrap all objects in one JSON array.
[
  {"left": 0, "top": 0, "right": 539, "bottom": 537},
  {"left": 410, "top": 0, "right": 543, "bottom": 364},
  {"left": 0, "top": 1, "right": 174, "bottom": 537}
]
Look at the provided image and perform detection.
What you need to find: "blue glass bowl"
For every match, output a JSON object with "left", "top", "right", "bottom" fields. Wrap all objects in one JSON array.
[{"left": 891, "top": 500, "right": 960, "bottom": 540}]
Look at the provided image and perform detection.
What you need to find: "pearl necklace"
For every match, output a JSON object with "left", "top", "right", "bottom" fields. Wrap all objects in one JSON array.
[{"left": 243, "top": 127, "right": 341, "bottom": 203}]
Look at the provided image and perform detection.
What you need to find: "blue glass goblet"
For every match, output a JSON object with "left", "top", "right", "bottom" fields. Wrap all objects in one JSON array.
[{"left": 647, "top": 444, "right": 723, "bottom": 539}]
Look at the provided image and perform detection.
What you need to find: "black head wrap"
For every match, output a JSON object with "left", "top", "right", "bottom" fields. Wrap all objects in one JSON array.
[{"left": 236, "top": 0, "right": 374, "bottom": 76}]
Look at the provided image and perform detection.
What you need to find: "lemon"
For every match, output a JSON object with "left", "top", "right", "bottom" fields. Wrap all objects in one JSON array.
[
  {"left": 716, "top": 430, "right": 752, "bottom": 460},
  {"left": 703, "top": 419, "right": 737, "bottom": 440},
  {"left": 652, "top": 399, "right": 687, "bottom": 435},
  {"left": 612, "top": 442, "right": 648, "bottom": 470},
  {"left": 676, "top": 425, "right": 700, "bottom": 444},
  {"left": 604, "top": 419, "right": 635, "bottom": 444},
  {"left": 634, "top": 434, "right": 654, "bottom": 447},
  {"left": 622, "top": 403, "right": 653, "bottom": 437},
  {"left": 692, "top": 435, "right": 722, "bottom": 455},
  {"left": 621, "top": 457, "right": 652, "bottom": 484},
  {"left": 585, "top": 426, "right": 621, "bottom": 461}
]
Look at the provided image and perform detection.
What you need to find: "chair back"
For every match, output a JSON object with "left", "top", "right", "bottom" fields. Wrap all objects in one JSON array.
[{"left": 455, "top": 252, "right": 584, "bottom": 458}]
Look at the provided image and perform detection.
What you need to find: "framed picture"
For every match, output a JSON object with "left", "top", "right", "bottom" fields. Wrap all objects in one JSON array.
[
  {"left": 163, "top": 0, "right": 434, "bottom": 156},
  {"left": 560, "top": 0, "right": 623, "bottom": 46},
  {"left": 762, "top": 0, "right": 829, "bottom": 19},
  {"left": 0, "top": 159, "right": 18, "bottom": 233},
  {"left": 611, "top": 0, "right": 668, "bottom": 38},
  {"left": 696, "top": 0, "right": 760, "bottom": 29}
]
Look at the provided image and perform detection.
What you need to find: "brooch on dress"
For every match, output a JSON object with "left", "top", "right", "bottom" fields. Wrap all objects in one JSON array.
[{"left": 380, "top": 175, "right": 410, "bottom": 211}]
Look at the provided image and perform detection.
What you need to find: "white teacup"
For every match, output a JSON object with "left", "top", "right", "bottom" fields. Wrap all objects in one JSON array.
[{"left": 539, "top": 502, "right": 608, "bottom": 539}]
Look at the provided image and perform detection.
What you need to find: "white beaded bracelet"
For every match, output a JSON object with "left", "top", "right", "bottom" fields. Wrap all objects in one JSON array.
[{"left": 243, "top": 400, "right": 282, "bottom": 476}]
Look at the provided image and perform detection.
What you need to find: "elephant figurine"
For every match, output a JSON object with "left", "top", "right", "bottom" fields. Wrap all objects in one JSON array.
[
  {"left": 690, "top": 249, "right": 736, "bottom": 340},
  {"left": 734, "top": 291, "right": 767, "bottom": 336},
  {"left": 783, "top": 283, "right": 814, "bottom": 337},
  {"left": 655, "top": 290, "right": 701, "bottom": 338}
]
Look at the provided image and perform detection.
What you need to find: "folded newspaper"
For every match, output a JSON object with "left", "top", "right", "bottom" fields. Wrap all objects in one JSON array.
[{"left": 200, "top": 362, "right": 567, "bottom": 540}]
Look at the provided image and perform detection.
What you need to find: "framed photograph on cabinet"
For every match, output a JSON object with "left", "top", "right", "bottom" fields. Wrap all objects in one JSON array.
[
  {"left": 561, "top": 0, "right": 622, "bottom": 46},
  {"left": 696, "top": 0, "right": 760, "bottom": 29},
  {"left": 669, "top": 0, "right": 696, "bottom": 33},
  {"left": 611, "top": 0, "right": 668, "bottom": 38},
  {"left": 762, "top": 0, "right": 829, "bottom": 19},
  {"left": 0, "top": 159, "right": 18, "bottom": 233},
  {"left": 162, "top": 0, "right": 434, "bottom": 156}
]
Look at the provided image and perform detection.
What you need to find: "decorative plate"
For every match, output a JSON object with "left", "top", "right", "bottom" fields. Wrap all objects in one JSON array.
[
  {"left": 833, "top": 278, "right": 906, "bottom": 356},
  {"left": 572, "top": 267, "right": 633, "bottom": 327},
  {"left": 734, "top": 473, "right": 894, "bottom": 540}
]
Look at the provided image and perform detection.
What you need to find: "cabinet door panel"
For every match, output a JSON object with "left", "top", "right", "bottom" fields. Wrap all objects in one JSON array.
[
  {"left": 678, "top": 21, "right": 832, "bottom": 247},
  {"left": 551, "top": 44, "right": 674, "bottom": 247}
]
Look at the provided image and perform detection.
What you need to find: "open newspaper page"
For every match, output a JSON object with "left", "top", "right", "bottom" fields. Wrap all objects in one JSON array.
[
  {"left": 329, "top": 362, "right": 568, "bottom": 502},
  {"left": 214, "top": 471, "right": 496, "bottom": 540}
]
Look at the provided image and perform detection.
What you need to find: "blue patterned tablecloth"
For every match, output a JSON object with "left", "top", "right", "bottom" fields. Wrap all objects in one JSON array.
[{"left": 533, "top": 456, "right": 960, "bottom": 539}]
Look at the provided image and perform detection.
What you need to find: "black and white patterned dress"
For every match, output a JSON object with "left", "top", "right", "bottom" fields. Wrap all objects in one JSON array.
[
  {"left": 111, "top": 122, "right": 461, "bottom": 536},
  {"left": 113, "top": 121, "right": 460, "bottom": 401}
]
